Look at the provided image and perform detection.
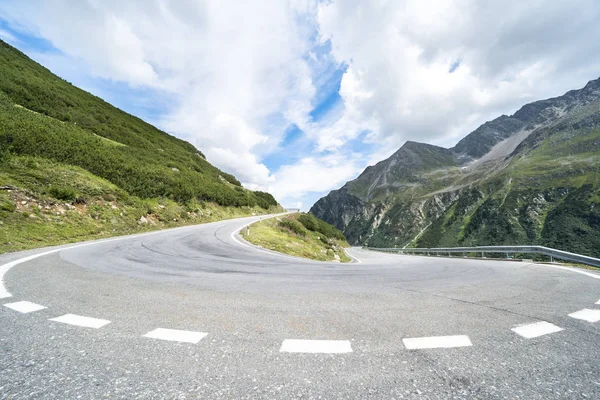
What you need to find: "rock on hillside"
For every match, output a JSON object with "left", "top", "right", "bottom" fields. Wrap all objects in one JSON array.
[{"left": 311, "top": 78, "right": 600, "bottom": 257}]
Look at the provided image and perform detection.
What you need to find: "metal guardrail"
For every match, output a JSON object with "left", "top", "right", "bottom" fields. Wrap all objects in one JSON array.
[{"left": 364, "top": 245, "right": 600, "bottom": 268}]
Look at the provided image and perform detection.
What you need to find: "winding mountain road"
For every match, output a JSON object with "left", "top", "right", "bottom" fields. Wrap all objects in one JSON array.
[{"left": 1, "top": 214, "right": 599, "bottom": 399}]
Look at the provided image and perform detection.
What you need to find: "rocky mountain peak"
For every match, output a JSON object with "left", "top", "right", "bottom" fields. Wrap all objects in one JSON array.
[
  {"left": 311, "top": 76, "right": 600, "bottom": 256},
  {"left": 453, "top": 77, "right": 600, "bottom": 161}
]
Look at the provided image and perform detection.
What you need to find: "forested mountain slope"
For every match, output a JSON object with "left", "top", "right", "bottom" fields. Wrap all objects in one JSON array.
[
  {"left": 311, "top": 78, "right": 600, "bottom": 257},
  {"left": 0, "top": 40, "right": 281, "bottom": 253}
]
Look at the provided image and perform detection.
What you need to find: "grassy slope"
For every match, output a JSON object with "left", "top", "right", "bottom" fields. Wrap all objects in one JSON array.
[
  {"left": 411, "top": 126, "right": 600, "bottom": 256},
  {"left": 0, "top": 40, "right": 277, "bottom": 208},
  {"left": 341, "top": 106, "right": 600, "bottom": 257},
  {"left": 0, "top": 39, "right": 283, "bottom": 253},
  {"left": 241, "top": 213, "right": 351, "bottom": 262},
  {"left": 0, "top": 155, "right": 281, "bottom": 254}
]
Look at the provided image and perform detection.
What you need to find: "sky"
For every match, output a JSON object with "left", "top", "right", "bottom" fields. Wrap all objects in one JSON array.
[{"left": 1, "top": 0, "right": 600, "bottom": 210}]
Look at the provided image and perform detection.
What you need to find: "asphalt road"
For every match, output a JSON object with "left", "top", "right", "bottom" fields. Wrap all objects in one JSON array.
[{"left": 1, "top": 214, "right": 599, "bottom": 399}]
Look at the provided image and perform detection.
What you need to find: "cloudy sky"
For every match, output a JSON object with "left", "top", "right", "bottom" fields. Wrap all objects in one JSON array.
[{"left": 1, "top": 1, "right": 600, "bottom": 209}]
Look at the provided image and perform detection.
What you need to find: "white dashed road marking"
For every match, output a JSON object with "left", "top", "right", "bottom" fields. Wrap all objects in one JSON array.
[
  {"left": 49, "top": 314, "right": 111, "bottom": 329},
  {"left": 280, "top": 339, "right": 353, "bottom": 353},
  {"left": 402, "top": 335, "right": 472, "bottom": 350},
  {"left": 596, "top": 299, "right": 600, "bottom": 305},
  {"left": 143, "top": 328, "right": 208, "bottom": 344},
  {"left": 511, "top": 321, "right": 563, "bottom": 339},
  {"left": 568, "top": 309, "right": 600, "bottom": 323},
  {"left": 4, "top": 301, "right": 47, "bottom": 314}
]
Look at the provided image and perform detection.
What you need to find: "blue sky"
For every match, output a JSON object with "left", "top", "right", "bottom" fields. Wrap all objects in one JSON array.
[
  {"left": 0, "top": 9, "right": 362, "bottom": 210},
  {"left": 2, "top": 1, "right": 600, "bottom": 210}
]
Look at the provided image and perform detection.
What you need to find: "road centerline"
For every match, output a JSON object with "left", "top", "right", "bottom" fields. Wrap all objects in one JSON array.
[
  {"left": 4, "top": 300, "right": 47, "bottom": 313},
  {"left": 143, "top": 328, "right": 208, "bottom": 344},
  {"left": 402, "top": 335, "right": 472, "bottom": 350},
  {"left": 511, "top": 321, "right": 563, "bottom": 338},
  {"left": 49, "top": 314, "right": 111, "bottom": 329},
  {"left": 568, "top": 309, "right": 600, "bottom": 323}
]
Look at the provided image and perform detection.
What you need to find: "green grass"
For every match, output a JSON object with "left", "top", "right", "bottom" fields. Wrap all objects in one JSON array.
[
  {"left": 0, "top": 154, "right": 282, "bottom": 254},
  {"left": 508, "top": 128, "right": 600, "bottom": 182},
  {"left": 0, "top": 39, "right": 285, "bottom": 253},
  {"left": 241, "top": 213, "right": 351, "bottom": 262},
  {"left": 0, "top": 39, "right": 277, "bottom": 209},
  {"left": 340, "top": 121, "right": 600, "bottom": 256}
]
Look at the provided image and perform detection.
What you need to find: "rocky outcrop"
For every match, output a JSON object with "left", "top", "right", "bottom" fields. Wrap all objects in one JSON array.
[{"left": 311, "top": 77, "right": 600, "bottom": 256}]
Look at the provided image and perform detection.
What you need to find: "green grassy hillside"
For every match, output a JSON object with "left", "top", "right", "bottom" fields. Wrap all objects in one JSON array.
[
  {"left": 0, "top": 40, "right": 282, "bottom": 253},
  {"left": 351, "top": 126, "right": 600, "bottom": 257},
  {"left": 241, "top": 213, "right": 351, "bottom": 262},
  {"left": 311, "top": 79, "right": 600, "bottom": 257}
]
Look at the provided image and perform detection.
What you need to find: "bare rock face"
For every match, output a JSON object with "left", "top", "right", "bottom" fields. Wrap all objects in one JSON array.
[{"left": 311, "top": 78, "right": 600, "bottom": 256}]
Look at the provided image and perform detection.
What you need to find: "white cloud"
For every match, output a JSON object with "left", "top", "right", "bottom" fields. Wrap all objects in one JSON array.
[
  {"left": 2, "top": 0, "right": 600, "bottom": 209},
  {"left": 2, "top": 2, "right": 159, "bottom": 86},
  {"left": 0, "top": 28, "right": 18, "bottom": 44},
  {"left": 0, "top": 0, "right": 318, "bottom": 190},
  {"left": 267, "top": 153, "right": 364, "bottom": 206},
  {"left": 317, "top": 0, "right": 600, "bottom": 149}
]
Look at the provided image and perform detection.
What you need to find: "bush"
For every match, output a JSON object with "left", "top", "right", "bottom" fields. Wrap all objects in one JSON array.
[
  {"left": 0, "top": 148, "right": 10, "bottom": 162},
  {"left": 278, "top": 219, "right": 307, "bottom": 236},
  {"left": 298, "top": 213, "right": 346, "bottom": 241},
  {"left": 47, "top": 186, "right": 77, "bottom": 202},
  {"left": 0, "top": 197, "right": 16, "bottom": 218},
  {"left": 221, "top": 172, "right": 241, "bottom": 186},
  {"left": 298, "top": 213, "right": 319, "bottom": 231},
  {"left": 318, "top": 235, "right": 330, "bottom": 245}
]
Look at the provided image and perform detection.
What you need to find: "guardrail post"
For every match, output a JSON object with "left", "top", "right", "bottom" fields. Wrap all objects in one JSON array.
[{"left": 550, "top": 255, "right": 553, "bottom": 263}]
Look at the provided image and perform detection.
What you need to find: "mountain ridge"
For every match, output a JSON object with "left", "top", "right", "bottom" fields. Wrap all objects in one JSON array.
[{"left": 311, "top": 77, "right": 600, "bottom": 257}]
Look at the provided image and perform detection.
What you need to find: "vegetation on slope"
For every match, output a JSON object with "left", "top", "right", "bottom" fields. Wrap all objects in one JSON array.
[
  {"left": 0, "top": 154, "right": 280, "bottom": 253},
  {"left": 241, "top": 213, "right": 351, "bottom": 262},
  {"left": 410, "top": 122, "right": 600, "bottom": 255},
  {"left": 311, "top": 80, "right": 600, "bottom": 257},
  {"left": 0, "top": 39, "right": 282, "bottom": 252},
  {"left": 0, "top": 40, "right": 277, "bottom": 208}
]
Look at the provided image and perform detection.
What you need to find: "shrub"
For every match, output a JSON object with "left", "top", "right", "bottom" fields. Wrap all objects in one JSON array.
[
  {"left": 298, "top": 213, "right": 346, "bottom": 241},
  {"left": 48, "top": 186, "right": 77, "bottom": 202},
  {"left": 0, "top": 198, "right": 16, "bottom": 217},
  {"left": 298, "top": 213, "right": 319, "bottom": 231},
  {"left": 318, "top": 235, "right": 330, "bottom": 245},
  {"left": 221, "top": 172, "right": 241, "bottom": 186},
  {"left": 278, "top": 219, "right": 307, "bottom": 236}
]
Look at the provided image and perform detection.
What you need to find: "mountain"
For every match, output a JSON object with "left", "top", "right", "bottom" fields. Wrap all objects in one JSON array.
[
  {"left": 311, "top": 78, "right": 600, "bottom": 257},
  {"left": 0, "top": 39, "right": 281, "bottom": 253}
]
